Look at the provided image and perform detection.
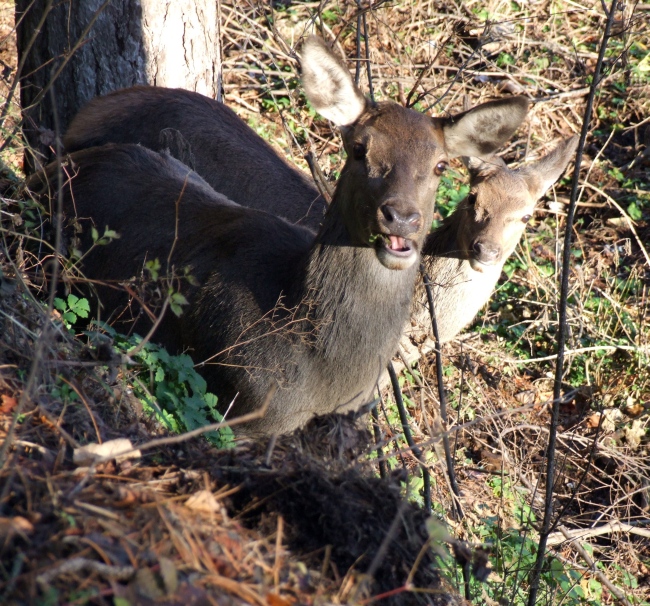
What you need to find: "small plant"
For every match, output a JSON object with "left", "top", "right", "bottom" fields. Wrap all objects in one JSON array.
[
  {"left": 434, "top": 168, "right": 469, "bottom": 222},
  {"left": 100, "top": 325, "right": 235, "bottom": 448},
  {"left": 51, "top": 378, "right": 79, "bottom": 404},
  {"left": 53, "top": 293, "right": 90, "bottom": 328},
  {"left": 434, "top": 475, "right": 625, "bottom": 606}
]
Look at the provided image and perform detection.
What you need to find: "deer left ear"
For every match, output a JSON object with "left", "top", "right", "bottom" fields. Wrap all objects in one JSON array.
[
  {"left": 462, "top": 155, "right": 507, "bottom": 179},
  {"left": 517, "top": 136, "right": 579, "bottom": 201},
  {"left": 438, "top": 96, "right": 530, "bottom": 158}
]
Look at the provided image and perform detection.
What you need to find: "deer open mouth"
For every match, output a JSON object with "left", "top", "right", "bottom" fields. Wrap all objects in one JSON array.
[
  {"left": 378, "top": 234, "right": 414, "bottom": 257},
  {"left": 371, "top": 233, "right": 418, "bottom": 270}
]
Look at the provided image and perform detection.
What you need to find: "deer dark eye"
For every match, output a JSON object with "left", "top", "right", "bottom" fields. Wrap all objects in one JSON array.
[
  {"left": 522, "top": 214, "right": 532, "bottom": 224},
  {"left": 467, "top": 192, "right": 477, "bottom": 206},
  {"left": 352, "top": 143, "right": 366, "bottom": 160},
  {"left": 434, "top": 161, "right": 448, "bottom": 176}
]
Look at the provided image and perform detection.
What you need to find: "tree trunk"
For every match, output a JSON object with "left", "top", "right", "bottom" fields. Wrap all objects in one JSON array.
[{"left": 15, "top": 0, "right": 221, "bottom": 172}]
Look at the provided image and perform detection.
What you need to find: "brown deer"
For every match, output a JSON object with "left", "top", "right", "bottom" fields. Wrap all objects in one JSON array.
[
  {"left": 410, "top": 135, "right": 579, "bottom": 344},
  {"left": 64, "top": 85, "right": 328, "bottom": 230},
  {"left": 65, "top": 82, "right": 560, "bottom": 346},
  {"left": 34, "top": 37, "right": 529, "bottom": 435}
]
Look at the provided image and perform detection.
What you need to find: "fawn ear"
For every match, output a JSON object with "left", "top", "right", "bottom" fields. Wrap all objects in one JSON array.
[
  {"left": 301, "top": 36, "right": 367, "bottom": 127},
  {"left": 462, "top": 155, "right": 507, "bottom": 179},
  {"left": 438, "top": 96, "right": 530, "bottom": 158},
  {"left": 517, "top": 136, "right": 579, "bottom": 201}
]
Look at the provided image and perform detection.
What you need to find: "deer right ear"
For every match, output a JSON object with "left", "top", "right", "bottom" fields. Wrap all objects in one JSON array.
[
  {"left": 301, "top": 36, "right": 367, "bottom": 127},
  {"left": 517, "top": 136, "right": 579, "bottom": 201}
]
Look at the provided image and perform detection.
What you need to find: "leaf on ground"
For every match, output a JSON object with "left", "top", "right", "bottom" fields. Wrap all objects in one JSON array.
[
  {"left": 0, "top": 394, "right": 17, "bottom": 413},
  {"left": 73, "top": 438, "right": 141, "bottom": 466},
  {"left": 185, "top": 490, "right": 220, "bottom": 513}
]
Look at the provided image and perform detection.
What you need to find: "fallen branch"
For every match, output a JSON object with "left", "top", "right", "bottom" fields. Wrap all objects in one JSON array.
[
  {"left": 547, "top": 520, "right": 650, "bottom": 546},
  {"left": 552, "top": 526, "right": 633, "bottom": 606}
]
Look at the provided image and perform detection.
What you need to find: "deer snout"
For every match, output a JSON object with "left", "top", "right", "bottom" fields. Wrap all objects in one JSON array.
[
  {"left": 471, "top": 239, "right": 501, "bottom": 266},
  {"left": 378, "top": 201, "right": 422, "bottom": 237},
  {"left": 373, "top": 200, "right": 422, "bottom": 271}
]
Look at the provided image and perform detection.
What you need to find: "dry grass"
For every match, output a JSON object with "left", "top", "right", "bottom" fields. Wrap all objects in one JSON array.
[{"left": 1, "top": 0, "right": 650, "bottom": 604}]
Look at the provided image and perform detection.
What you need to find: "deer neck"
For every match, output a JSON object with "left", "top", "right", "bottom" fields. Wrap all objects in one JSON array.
[
  {"left": 295, "top": 191, "right": 418, "bottom": 363},
  {"left": 417, "top": 211, "right": 504, "bottom": 343}
]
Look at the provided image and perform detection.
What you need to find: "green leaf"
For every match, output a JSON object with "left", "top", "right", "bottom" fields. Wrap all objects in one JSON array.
[
  {"left": 628, "top": 201, "right": 643, "bottom": 221},
  {"left": 145, "top": 258, "right": 161, "bottom": 281},
  {"left": 205, "top": 393, "right": 218, "bottom": 406},
  {"left": 62, "top": 311, "right": 77, "bottom": 325},
  {"left": 68, "top": 295, "right": 90, "bottom": 318},
  {"left": 171, "top": 292, "right": 188, "bottom": 306}
]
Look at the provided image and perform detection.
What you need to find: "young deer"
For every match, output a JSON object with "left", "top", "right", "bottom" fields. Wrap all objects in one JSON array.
[
  {"left": 411, "top": 136, "right": 579, "bottom": 343},
  {"left": 35, "top": 38, "right": 528, "bottom": 435}
]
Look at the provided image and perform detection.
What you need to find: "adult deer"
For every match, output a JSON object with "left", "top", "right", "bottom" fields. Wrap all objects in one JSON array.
[
  {"left": 35, "top": 37, "right": 528, "bottom": 435},
  {"left": 64, "top": 85, "right": 328, "bottom": 229}
]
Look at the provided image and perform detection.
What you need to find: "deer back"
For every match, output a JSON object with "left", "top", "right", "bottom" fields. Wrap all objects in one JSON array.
[{"left": 64, "top": 86, "right": 327, "bottom": 230}]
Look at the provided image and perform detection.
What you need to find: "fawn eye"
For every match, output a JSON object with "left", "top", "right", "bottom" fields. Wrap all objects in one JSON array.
[
  {"left": 522, "top": 214, "right": 532, "bottom": 224},
  {"left": 352, "top": 143, "right": 366, "bottom": 160},
  {"left": 467, "top": 192, "right": 477, "bottom": 206},
  {"left": 434, "top": 161, "right": 448, "bottom": 176}
]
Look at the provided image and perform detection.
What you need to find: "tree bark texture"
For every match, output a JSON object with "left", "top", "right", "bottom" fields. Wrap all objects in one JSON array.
[{"left": 15, "top": 0, "right": 221, "bottom": 172}]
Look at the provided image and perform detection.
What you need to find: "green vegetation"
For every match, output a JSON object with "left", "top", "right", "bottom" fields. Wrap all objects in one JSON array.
[{"left": 102, "top": 325, "right": 234, "bottom": 448}]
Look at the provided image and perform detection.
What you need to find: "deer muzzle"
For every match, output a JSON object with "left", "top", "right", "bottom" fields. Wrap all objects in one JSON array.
[
  {"left": 470, "top": 239, "right": 502, "bottom": 270},
  {"left": 373, "top": 200, "right": 423, "bottom": 270}
]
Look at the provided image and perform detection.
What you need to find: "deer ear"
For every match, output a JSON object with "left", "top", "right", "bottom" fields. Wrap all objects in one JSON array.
[
  {"left": 517, "top": 136, "right": 579, "bottom": 201},
  {"left": 462, "top": 155, "right": 507, "bottom": 178},
  {"left": 439, "top": 96, "right": 530, "bottom": 158},
  {"left": 301, "top": 36, "right": 367, "bottom": 127}
]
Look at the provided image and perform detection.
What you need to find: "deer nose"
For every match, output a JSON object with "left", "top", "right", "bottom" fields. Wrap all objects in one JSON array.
[
  {"left": 379, "top": 202, "right": 421, "bottom": 236},
  {"left": 471, "top": 240, "right": 501, "bottom": 265}
]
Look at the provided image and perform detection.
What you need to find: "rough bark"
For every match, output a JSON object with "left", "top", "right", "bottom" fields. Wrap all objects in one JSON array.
[{"left": 15, "top": 0, "right": 221, "bottom": 172}]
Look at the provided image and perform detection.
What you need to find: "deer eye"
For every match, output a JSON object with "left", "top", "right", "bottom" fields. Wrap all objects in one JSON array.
[
  {"left": 522, "top": 214, "right": 532, "bottom": 224},
  {"left": 434, "top": 161, "right": 448, "bottom": 176},
  {"left": 352, "top": 143, "right": 366, "bottom": 160},
  {"left": 467, "top": 192, "right": 477, "bottom": 206}
]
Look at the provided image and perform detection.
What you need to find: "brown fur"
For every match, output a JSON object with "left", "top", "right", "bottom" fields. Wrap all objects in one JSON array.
[
  {"left": 64, "top": 87, "right": 327, "bottom": 230},
  {"left": 36, "top": 38, "right": 531, "bottom": 435}
]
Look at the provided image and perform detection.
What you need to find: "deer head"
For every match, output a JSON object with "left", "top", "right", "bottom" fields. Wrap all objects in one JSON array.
[
  {"left": 453, "top": 136, "right": 579, "bottom": 272},
  {"left": 301, "top": 36, "right": 530, "bottom": 272}
]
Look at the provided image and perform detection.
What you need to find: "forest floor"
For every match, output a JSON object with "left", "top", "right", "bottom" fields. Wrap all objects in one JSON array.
[{"left": 1, "top": 1, "right": 650, "bottom": 605}]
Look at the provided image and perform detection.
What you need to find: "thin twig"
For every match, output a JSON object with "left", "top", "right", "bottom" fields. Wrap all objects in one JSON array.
[
  {"left": 527, "top": 2, "right": 619, "bottom": 603},
  {"left": 422, "top": 270, "right": 464, "bottom": 519},
  {"left": 86, "top": 385, "right": 276, "bottom": 466},
  {"left": 0, "top": 76, "right": 66, "bottom": 470},
  {"left": 387, "top": 362, "right": 432, "bottom": 515}
]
